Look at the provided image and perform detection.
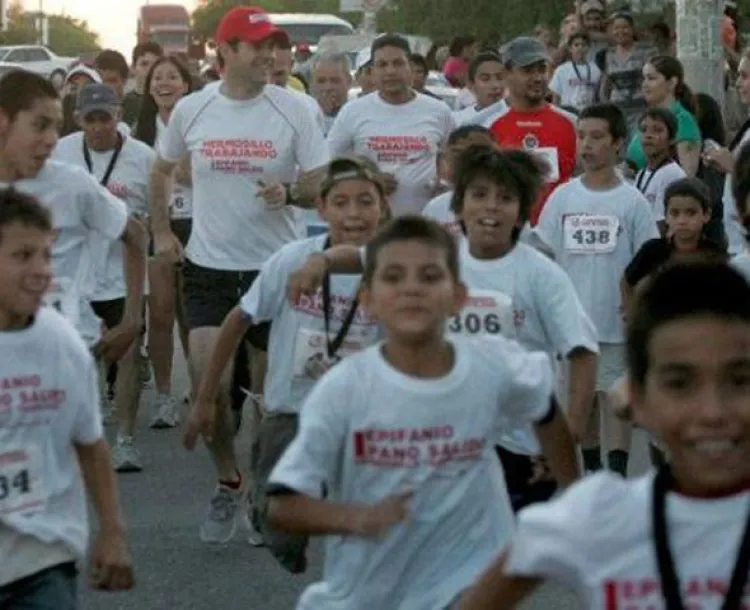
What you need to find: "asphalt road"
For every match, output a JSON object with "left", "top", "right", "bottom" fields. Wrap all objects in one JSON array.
[{"left": 80, "top": 348, "right": 651, "bottom": 610}]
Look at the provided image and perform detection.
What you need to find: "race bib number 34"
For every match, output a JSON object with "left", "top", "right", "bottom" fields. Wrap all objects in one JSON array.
[
  {"left": 563, "top": 214, "right": 619, "bottom": 254},
  {"left": 0, "top": 446, "right": 46, "bottom": 516}
]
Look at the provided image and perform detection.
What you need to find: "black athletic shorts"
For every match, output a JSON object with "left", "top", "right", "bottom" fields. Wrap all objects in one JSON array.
[
  {"left": 91, "top": 297, "right": 125, "bottom": 330},
  {"left": 181, "top": 259, "right": 270, "bottom": 351}
]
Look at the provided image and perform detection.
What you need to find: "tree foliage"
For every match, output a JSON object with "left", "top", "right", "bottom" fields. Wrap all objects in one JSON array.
[
  {"left": 379, "top": 0, "right": 572, "bottom": 45},
  {"left": 0, "top": 1, "right": 99, "bottom": 56}
]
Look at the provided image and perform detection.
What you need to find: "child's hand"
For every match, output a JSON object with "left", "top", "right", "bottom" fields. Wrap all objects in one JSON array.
[
  {"left": 89, "top": 529, "right": 135, "bottom": 591},
  {"left": 352, "top": 490, "right": 413, "bottom": 538},
  {"left": 288, "top": 253, "right": 329, "bottom": 303}
]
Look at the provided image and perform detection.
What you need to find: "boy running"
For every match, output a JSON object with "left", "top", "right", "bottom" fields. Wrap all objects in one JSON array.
[
  {"left": 461, "top": 261, "right": 750, "bottom": 609},
  {"left": 268, "top": 216, "right": 579, "bottom": 609},
  {"left": 0, "top": 190, "right": 134, "bottom": 608}
]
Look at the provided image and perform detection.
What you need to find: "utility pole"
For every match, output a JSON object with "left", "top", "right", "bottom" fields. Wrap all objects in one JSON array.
[{"left": 675, "top": 0, "right": 724, "bottom": 106}]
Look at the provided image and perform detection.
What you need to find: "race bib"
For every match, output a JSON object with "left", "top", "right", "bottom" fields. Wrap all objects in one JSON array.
[
  {"left": 42, "top": 277, "right": 80, "bottom": 327},
  {"left": 0, "top": 445, "right": 47, "bottom": 516},
  {"left": 292, "top": 329, "right": 364, "bottom": 381},
  {"left": 571, "top": 86, "right": 595, "bottom": 109},
  {"left": 531, "top": 147, "right": 560, "bottom": 183},
  {"left": 447, "top": 289, "right": 515, "bottom": 339},
  {"left": 563, "top": 215, "right": 619, "bottom": 254},
  {"left": 169, "top": 185, "right": 193, "bottom": 220}
]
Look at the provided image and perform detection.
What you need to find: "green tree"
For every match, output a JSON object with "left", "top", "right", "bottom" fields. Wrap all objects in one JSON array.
[
  {"left": 378, "top": 0, "right": 572, "bottom": 45},
  {"left": 0, "top": 1, "right": 99, "bottom": 55}
]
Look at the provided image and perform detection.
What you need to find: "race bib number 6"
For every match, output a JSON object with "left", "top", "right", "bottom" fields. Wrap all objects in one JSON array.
[
  {"left": 563, "top": 214, "right": 619, "bottom": 254},
  {"left": 0, "top": 446, "right": 46, "bottom": 516},
  {"left": 448, "top": 289, "right": 515, "bottom": 339}
]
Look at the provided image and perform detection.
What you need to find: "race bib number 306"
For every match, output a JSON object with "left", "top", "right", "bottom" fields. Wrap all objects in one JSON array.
[
  {"left": 0, "top": 446, "right": 46, "bottom": 516},
  {"left": 563, "top": 214, "right": 619, "bottom": 254},
  {"left": 448, "top": 289, "right": 515, "bottom": 339}
]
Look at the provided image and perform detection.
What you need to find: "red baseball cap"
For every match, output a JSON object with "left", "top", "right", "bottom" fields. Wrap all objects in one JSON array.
[{"left": 215, "top": 6, "right": 289, "bottom": 47}]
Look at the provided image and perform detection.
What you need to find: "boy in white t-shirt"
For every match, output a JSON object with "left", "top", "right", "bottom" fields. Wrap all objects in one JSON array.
[
  {"left": 0, "top": 190, "right": 133, "bottom": 607},
  {"left": 461, "top": 261, "right": 750, "bottom": 610},
  {"left": 452, "top": 52, "right": 506, "bottom": 127},
  {"left": 549, "top": 31, "right": 601, "bottom": 112},
  {"left": 633, "top": 108, "right": 687, "bottom": 231},
  {"left": 534, "top": 103, "right": 659, "bottom": 477},
  {"left": 267, "top": 216, "right": 579, "bottom": 610},
  {"left": 422, "top": 125, "right": 494, "bottom": 236},
  {"left": 185, "top": 158, "right": 387, "bottom": 564},
  {"left": 448, "top": 145, "right": 598, "bottom": 510}
]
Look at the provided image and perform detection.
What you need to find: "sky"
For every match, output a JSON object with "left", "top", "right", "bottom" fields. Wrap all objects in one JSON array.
[{"left": 22, "top": 0, "right": 198, "bottom": 57}]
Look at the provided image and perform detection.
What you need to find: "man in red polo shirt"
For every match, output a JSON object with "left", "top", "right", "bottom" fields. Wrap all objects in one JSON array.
[{"left": 473, "top": 37, "right": 577, "bottom": 224}]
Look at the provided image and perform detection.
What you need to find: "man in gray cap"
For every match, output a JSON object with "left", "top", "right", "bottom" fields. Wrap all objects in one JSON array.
[{"left": 53, "top": 81, "right": 157, "bottom": 473}]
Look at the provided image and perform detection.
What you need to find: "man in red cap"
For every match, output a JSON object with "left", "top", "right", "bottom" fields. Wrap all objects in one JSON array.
[{"left": 150, "top": 6, "right": 329, "bottom": 546}]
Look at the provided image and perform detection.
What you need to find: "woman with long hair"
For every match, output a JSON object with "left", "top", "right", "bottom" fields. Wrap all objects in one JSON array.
[
  {"left": 626, "top": 55, "right": 702, "bottom": 177},
  {"left": 134, "top": 56, "right": 193, "bottom": 428}
]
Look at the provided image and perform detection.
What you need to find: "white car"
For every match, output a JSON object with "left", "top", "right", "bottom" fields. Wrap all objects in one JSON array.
[{"left": 0, "top": 45, "right": 78, "bottom": 88}]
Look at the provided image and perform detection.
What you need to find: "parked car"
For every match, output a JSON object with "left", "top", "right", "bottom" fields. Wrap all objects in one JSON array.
[{"left": 0, "top": 45, "right": 78, "bottom": 88}]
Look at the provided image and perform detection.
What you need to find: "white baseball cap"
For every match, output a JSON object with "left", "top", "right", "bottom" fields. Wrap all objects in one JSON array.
[{"left": 65, "top": 65, "right": 102, "bottom": 85}]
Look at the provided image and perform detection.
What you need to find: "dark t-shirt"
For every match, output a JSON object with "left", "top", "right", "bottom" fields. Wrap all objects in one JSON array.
[
  {"left": 122, "top": 90, "right": 142, "bottom": 128},
  {"left": 625, "top": 237, "right": 727, "bottom": 287}
]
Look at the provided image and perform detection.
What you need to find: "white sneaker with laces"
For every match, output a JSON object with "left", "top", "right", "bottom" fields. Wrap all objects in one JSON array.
[{"left": 113, "top": 435, "right": 143, "bottom": 473}]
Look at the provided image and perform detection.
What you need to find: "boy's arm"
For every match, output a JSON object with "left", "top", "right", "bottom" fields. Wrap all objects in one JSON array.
[
  {"left": 459, "top": 552, "right": 541, "bottom": 609},
  {"left": 533, "top": 400, "right": 580, "bottom": 487},
  {"left": 288, "top": 245, "right": 364, "bottom": 302},
  {"left": 74, "top": 440, "right": 134, "bottom": 591},
  {"left": 267, "top": 489, "right": 411, "bottom": 538}
]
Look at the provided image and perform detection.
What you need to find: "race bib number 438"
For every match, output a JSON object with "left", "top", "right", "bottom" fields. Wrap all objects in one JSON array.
[
  {"left": 563, "top": 214, "right": 619, "bottom": 254},
  {"left": 0, "top": 446, "right": 46, "bottom": 516}
]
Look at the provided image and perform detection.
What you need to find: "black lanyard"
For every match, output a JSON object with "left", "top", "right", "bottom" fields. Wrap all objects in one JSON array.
[
  {"left": 652, "top": 466, "right": 750, "bottom": 610},
  {"left": 83, "top": 132, "right": 123, "bottom": 187},
  {"left": 321, "top": 238, "right": 360, "bottom": 359},
  {"left": 572, "top": 61, "right": 591, "bottom": 85},
  {"left": 635, "top": 158, "right": 670, "bottom": 194}
]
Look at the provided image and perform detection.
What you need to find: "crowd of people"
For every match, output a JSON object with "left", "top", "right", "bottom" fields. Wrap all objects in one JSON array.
[{"left": 2, "top": 1, "right": 750, "bottom": 609}]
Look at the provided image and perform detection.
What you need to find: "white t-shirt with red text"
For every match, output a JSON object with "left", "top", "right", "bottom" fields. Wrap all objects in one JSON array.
[
  {"left": 327, "top": 92, "right": 454, "bottom": 216},
  {"left": 454, "top": 241, "right": 598, "bottom": 455},
  {"left": 0, "top": 308, "right": 102, "bottom": 585},
  {"left": 240, "top": 234, "right": 380, "bottom": 414},
  {"left": 52, "top": 132, "right": 154, "bottom": 302},
  {"left": 506, "top": 472, "right": 750, "bottom": 609},
  {"left": 160, "top": 83, "right": 329, "bottom": 271},
  {"left": 0, "top": 161, "right": 128, "bottom": 345},
  {"left": 535, "top": 177, "right": 659, "bottom": 343},
  {"left": 269, "top": 336, "right": 553, "bottom": 610}
]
